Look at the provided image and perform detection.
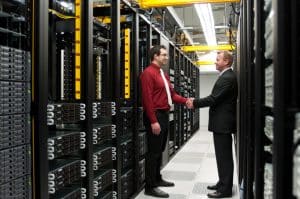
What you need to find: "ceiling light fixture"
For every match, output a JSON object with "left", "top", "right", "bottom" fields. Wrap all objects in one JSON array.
[
  {"left": 218, "top": 41, "right": 229, "bottom": 44},
  {"left": 215, "top": 25, "right": 229, "bottom": 29},
  {"left": 59, "top": 1, "right": 74, "bottom": 11},
  {"left": 177, "top": 26, "right": 195, "bottom": 30},
  {"left": 194, "top": 3, "right": 217, "bottom": 45}
]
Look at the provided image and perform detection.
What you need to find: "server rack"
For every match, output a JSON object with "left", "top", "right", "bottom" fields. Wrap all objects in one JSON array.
[
  {"left": 136, "top": 13, "right": 151, "bottom": 193},
  {"left": 151, "top": 28, "right": 160, "bottom": 46},
  {"left": 236, "top": 0, "right": 255, "bottom": 198},
  {"left": 179, "top": 52, "right": 186, "bottom": 146},
  {"left": 253, "top": 0, "right": 265, "bottom": 198},
  {"left": 290, "top": 1, "right": 300, "bottom": 198},
  {"left": 30, "top": 0, "right": 201, "bottom": 198},
  {"left": 94, "top": 1, "right": 146, "bottom": 198},
  {"left": 186, "top": 59, "right": 192, "bottom": 139},
  {"left": 93, "top": 2, "right": 115, "bottom": 199},
  {"left": 32, "top": 0, "right": 49, "bottom": 198},
  {"left": 0, "top": 1, "right": 32, "bottom": 198},
  {"left": 238, "top": 0, "right": 300, "bottom": 198},
  {"left": 168, "top": 43, "right": 176, "bottom": 157},
  {"left": 168, "top": 45, "right": 199, "bottom": 157},
  {"left": 118, "top": 6, "right": 138, "bottom": 199},
  {"left": 0, "top": 0, "right": 33, "bottom": 197},
  {"left": 33, "top": 0, "right": 94, "bottom": 198},
  {"left": 173, "top": 48, "right": 182, "bottom": 149},
  {"left": 192, "top": 66, "right": 200, "bottom": 132},
  {"left": 272, "top": 0, "right": 297, "bottom": 198}
]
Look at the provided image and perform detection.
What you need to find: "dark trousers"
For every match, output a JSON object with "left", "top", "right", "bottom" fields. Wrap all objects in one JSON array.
[
  {"left": 144, "top": 110, "right": 169, "bottom": 188},
  {"left": 213, "top": 132, "right": 233, "bottom": 194}
]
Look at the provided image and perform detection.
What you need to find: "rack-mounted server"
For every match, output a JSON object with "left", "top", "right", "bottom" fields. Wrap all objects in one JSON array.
[
  {"left": 93, "top": 147, "right": 113, "bottom": 170},
  {"left": 93, "top": 125, "right": 116, "bottom": 145},
  {"left": 48, "top": 159, "right": 85, "bottom": 194},
  {"left": 120, "top": 140, "right": 133, "bottom": 170},
  {"left": 92, "top": 102, "right": 116, "bottom": 119},
  {"left": 0, "top": 145, "right": 31, "bottom": 185},
  {"left": 93, "top": 169, "right": 113, "bottom": 197},
  {"left": 0, "top": 114, "right": 30, "bottom": 150},
  {"left": 0, "top": 175, "right": 32, "bottom": 199},
  {"left": 138, "top": 132, "right": 146, "bottom": 157},
  {"left": 48, "top": 131, "right": 86, "bottom": 160},
  {"left": 47, "top": 103, "right": 86, "bottom": 125},
  {"left": 121, "top": 169, "right": 133, "bottom": 199}
]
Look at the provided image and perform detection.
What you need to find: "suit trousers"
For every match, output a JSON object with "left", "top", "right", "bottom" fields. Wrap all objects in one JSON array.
[
  {"left": 213, "top": 132, "right": 233, "bottom": 194},
  {"left": 144, "top": 110, "right": 169, "bottom": 188}
]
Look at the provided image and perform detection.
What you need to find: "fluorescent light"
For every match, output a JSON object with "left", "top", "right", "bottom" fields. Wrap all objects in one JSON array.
[
  {"left": 167, "top": 6, "right": 194, "bottom": 45},
  {"left": 215, "top": 25, "right": 229, "bottom": 29},
  {"left": 178, "top": 27, "right": 194, "bottom": 30},
  {"left": 59, "top": 1, "right": 74, "bottom": 11},
  {"left": 218, "top": 41, "right": 229, "bottom": 44},
  {"left": 194, "top": 3, "right": 217, "bottom": 46}
]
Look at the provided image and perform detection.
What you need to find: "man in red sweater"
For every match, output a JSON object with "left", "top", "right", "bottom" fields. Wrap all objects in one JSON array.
[{"left": 140, "top": 45, "right": 192, "bottom": 198}]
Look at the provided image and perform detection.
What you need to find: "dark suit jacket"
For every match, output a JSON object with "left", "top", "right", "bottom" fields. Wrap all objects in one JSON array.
[{"left": 194, "top": 69, "right": 238, "bottom": 133}]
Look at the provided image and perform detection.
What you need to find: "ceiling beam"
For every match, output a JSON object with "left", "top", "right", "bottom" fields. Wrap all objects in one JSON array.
[
  {"left": 181, "top": 44, "right": 235, "bottom": 52},
  {"left": 138, "top": 0, "right": 240, "bottom": 9},
  {"left": 194, "top": 60, "right": 215, "bottom": 65}
]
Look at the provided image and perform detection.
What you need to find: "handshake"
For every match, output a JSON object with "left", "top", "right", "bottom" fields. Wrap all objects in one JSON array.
[{"left": 185, "top": 98, "right": 194, "bottom": 109}]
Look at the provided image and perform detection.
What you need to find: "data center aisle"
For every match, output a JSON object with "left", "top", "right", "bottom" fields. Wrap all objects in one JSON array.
[{"left": 135, "top": 127, "right": 239, "bottom": 199}]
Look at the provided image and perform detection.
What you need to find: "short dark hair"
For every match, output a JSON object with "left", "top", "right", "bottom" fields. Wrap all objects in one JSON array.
[{"left": 150, "top": 45, "right": 167, "bottom": 61}]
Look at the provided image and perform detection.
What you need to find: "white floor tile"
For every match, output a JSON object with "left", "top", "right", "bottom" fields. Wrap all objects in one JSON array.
[
  {"left": 134, "top": 128, "right": 240, "bottom": 199},
  {"left": 162, "top": 162, "right": 201, "bottom": 172}
]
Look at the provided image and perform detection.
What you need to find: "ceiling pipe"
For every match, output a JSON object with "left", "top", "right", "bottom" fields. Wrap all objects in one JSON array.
[
  {"left": 162, "top": 9, "right": 166, "bottom": 33},
  {"left": 138, "top": 0, "right": 240, "bottom": 9}
]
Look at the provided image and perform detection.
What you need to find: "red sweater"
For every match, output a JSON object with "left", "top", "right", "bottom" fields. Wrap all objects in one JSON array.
[{"left": 140, "top": 63, "right": 187, "bottom": 123}]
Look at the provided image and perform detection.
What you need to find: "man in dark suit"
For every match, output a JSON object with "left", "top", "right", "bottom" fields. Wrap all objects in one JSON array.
[{"left": 187, "top": 51, "right": 238, "bottom": 198}]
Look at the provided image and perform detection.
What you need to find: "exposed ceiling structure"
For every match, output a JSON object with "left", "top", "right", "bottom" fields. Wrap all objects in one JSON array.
[
  {"left": 174, "top": 3, "right": 239, "bottom": 44},
  {"left": 145, "top": 2, "right": 239, "bottom": 72},
  {"left": 146, "top": 4, "right": 239, "bottom": 44}
]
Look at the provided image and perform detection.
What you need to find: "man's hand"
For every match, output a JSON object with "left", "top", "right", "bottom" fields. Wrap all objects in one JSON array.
[
  {"left": 186, "top": 98, "right": 194, "bottom": 109},
  {"left": 151, "top": 122, "right": 161, "bottom": 135}
]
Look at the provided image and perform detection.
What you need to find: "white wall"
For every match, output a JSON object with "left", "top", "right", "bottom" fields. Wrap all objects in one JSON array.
[{"left": 199, "top": 73, "right": 219, "bottom": 128}]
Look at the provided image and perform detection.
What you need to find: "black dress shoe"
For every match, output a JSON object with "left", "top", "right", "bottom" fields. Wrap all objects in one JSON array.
[
  {"left": 156, "top": 179, "right": 175, "bottom": 187},
  {"left": 207, "top": 191, "right": 232, "bottom": 198},
  {"left": 207, "top": 184, "right": 218, "bottom": 190},
  {"left": 145, "top": 188, "right": 169, "bottom": 198}
]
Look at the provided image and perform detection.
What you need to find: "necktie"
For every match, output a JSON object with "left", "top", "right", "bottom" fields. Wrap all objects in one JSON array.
[{"left": 160, "top": 69, "right": 172, "bottom": 107}]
